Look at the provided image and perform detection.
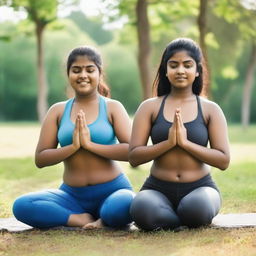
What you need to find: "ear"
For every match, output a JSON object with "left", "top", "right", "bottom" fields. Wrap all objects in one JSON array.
[{"left": 195, "top": 72, "right": 199, "bottom": 77}]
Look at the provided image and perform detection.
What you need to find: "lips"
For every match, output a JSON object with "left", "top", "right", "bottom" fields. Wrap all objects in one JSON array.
[
  {"left": 175, "top": 77, "right": 187, "bottom": 82},
  {"left": 78, "top": 81, "right": 90, "bottom": 85},
  {"left": 175, "top": 77, "right": 187, "bottom": 80}
]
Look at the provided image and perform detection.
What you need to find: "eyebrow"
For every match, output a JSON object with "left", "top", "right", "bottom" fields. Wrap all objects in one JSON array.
[
  {"left": 71, "top": 64, "right": 96, "bottom": 68},
  {"left": 167, "top": 60, "right": 194, "bottom": 64}
]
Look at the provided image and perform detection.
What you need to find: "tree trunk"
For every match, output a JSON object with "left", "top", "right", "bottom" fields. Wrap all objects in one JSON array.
[
  {"left": 241, "top": 42, "right": 256, "bottom": 129},
  {"left": 136, "top": 0, "right": 151, "bottom": 99},
  {"left": 197, "top": 0, "right": 211, "bottom": 98},
  {"left": 36, "top": 23, "right": 48, "bottom": 123}
]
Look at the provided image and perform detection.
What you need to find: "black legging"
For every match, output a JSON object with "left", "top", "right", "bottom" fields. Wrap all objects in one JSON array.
[{"left": 130, "top": 175, "right": 221, "bottom": 231}]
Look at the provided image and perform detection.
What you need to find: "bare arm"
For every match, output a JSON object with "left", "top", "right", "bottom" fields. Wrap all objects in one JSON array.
[
  {"left": 80, "top": 100, "right": 132, "bottom": 161},
  {"left": 35, "top": 104, "right": 80, "bottom": 168},
  {"left": 129, "top": 100, "right": 176, "bottom": 167},
  {"left": 176, "top": 102, "right": 230, "bottom": 170}
]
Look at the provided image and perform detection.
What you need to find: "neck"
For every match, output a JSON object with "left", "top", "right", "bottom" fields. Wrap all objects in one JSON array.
[
  {"left": 75, "top": 91, "right": 99, "bottom": 103},
  {"left": 170, "top": 87, "right": 194, "bottom": 99}
]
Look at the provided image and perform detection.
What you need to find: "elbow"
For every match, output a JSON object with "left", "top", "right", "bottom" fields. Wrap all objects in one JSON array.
[
  {"left": 129, "top": 161, "right": 139, "bottom": 168},
  {"left": 128, "top": 158, "right": 139, "bottom": 168},
  {"left": 218, "top": 155, "right": 230, "bottom": 171},
  {"left": 128, "top": 152, "right": 140, "bottom": 168},
  {"left": 35, "top": 157, "right": 45, "bottom": 169},
  {"left": 219, "top": 164, "right": 228, "bottom": 171},
  {"left": 35, "top": 160, "right": 44, "bottom": 169}
]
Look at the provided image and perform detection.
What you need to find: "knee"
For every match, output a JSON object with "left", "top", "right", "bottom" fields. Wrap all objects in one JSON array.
[
  {"left": 177, "top": 187, "right": 221, "bottom": 228},
  {"left": 13, "top": 195, "right": 32, "bottom": 222},
  {"left": 130, "top": 190, "right": 180, "bottom": 231},
  {"left": 100, "top": 189, "right": 135, "bottom": 228}
]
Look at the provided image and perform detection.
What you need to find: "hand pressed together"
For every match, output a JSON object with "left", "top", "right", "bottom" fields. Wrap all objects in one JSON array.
[
  {"left": 168, "top": 108, "right": 188, "bottom": 148},
  {"left": 72, "top": 110, "right": 91, "bottom": 151}
]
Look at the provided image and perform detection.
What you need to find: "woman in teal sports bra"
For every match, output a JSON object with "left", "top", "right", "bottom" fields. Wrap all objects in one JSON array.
[
  {"left": 129, "top": 38, "right": 230, "bottom": 231},
  {"left": 13, "top": 46, "right": 135, "bottom": 229}
]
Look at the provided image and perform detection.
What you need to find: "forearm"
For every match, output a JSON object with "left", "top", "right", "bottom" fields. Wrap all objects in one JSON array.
[
  {"left": 86, "top": 142, "right": 130, "bottom": 161},
  {"left": 35, "top": 145, "right": 78, "bottom": 168},
  {"left": 129, "top": 140, "right": 174, "bottom": 167},
  {"left": 182, "top": 141, "right": 230, "bottom": 170}
]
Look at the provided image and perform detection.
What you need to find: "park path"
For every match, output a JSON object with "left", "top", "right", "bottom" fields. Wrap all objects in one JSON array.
[{"left": 0, "top": 125, "right": 256, "bottom": 163}]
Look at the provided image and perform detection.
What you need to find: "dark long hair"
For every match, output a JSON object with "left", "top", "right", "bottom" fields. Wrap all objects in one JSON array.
[
  {"left": 153, "top": 38, "right": 207, "bottom": 96},
  {"left": 67, "top": 46, "right": 110, "bottom": 97}
]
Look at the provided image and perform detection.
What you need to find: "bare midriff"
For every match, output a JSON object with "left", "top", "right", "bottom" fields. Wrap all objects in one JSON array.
[
  {"left": 151, "top": 147, "right": 210, "bottom": 183},
  {"left": 63, "top": 149, "right": 121, "bottom": 187}
]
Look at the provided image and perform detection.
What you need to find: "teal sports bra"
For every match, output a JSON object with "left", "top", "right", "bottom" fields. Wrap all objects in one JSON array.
[{"left": 57, "top": 96, "right": 117, "bottom": 147}]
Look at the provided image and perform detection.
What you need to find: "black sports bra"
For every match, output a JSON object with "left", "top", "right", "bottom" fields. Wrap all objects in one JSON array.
[{"left": 150, "top": 95, "right": 209, "bottom": 146}]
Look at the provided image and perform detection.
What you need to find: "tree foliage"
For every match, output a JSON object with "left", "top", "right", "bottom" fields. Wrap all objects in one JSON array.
[
  {"left": 1, "top": 0, "right": 256, "bottom": 124},
  {"left": 68, "top": 11, "right": 113, "bottom": 45},
  {"left": 213, "top": 0, "right": 256, "bottom": 127}
]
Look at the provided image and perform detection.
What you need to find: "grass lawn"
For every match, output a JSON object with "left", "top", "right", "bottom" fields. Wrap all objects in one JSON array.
[{"left": 0, "top": 123, "right": 255, "bottom": 256}]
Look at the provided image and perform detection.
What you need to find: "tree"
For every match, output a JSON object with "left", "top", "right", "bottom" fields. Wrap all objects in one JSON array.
[
  {"left": 198, "top": 0, "right": 210, "bottom": 97},
  {"left": 0, "top": 19, "right": 95, "bottom": 121},
  {"left": 241, "top": 42, "right": 256, "bottom": 128},
  {"left": 214, "top": 0, "right": 256, "bottom": 128},
  {"left": 136, "top": 0, "right": 151, "bottom": 99},
  {"left": 0, "top": 0, "right": 77, "bottom": 122},
  {"left": 105, "top": 0, "right": 152, "bottom": 100},
  {"left": 104, "top": 0, "right": 198, "bottom": 100},
  {"left": 68, "top": 11, "right": 113, "bottom": 45}
]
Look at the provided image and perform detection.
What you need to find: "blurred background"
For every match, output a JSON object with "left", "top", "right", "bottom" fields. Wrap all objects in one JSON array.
[
  {"left": 0, "top": 0, "right": 255, "bottom": 219},
  {"left": 0, "top": 0, "right": 256, "bottom": 127}
]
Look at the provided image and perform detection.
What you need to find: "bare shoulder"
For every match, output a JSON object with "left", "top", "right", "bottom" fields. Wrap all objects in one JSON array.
[
  {"left": 104, "top": 97, "right": 128, "bottom": 116},
  {"left": 199, "top": 96, "right": 223, "bottom": 112},
  {"left": 136, "top": 96, "right": 163, "bottom": 113},
  {"left": 104, "top": 97, "right": 121, "bottom": 106},
  {"left": 44, "top": 100, "right": 68, "bottom": 124},
  {"left": 48, "top": 101, "right": 66, "bottom": 115},
  {"left": 199, "top": 96, "right": 225, "bottom": 122}
]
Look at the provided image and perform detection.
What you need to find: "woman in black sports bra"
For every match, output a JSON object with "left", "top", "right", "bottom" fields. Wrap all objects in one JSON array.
[{"left": 129, "top": 38, "right": 230, "bottom": 231}]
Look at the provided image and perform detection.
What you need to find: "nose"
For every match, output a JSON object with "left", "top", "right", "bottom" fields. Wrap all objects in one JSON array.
[
  {"left": 177, "top": 65, "right": 185, "bottom": 74},
  {"left": 79, "top": 68, "right": 88, "bottom": 78}
]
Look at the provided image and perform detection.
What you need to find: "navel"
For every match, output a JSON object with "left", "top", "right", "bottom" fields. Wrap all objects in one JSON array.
[{"left": 176, "top": 174, "right": 181, "bottom": 180}]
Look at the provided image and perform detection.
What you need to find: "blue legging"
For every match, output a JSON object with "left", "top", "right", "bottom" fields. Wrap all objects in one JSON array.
[{"left": 13, "top": 173, "right": 135, "bottom": 229}]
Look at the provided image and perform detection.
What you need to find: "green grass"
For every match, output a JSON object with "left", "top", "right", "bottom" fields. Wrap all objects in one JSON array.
[
  {"left": 0, "top": 122, "right": 255, "bottom": 142},
  {"left": 0, "top": 158, "right": 255, "bottom": 218},
  {"left": 0, "top": 123, "right": 255, "bottom": 256},
  {"left": 0, "top": 121, "right": 39, "bottom": 127},
  {"left": 1, "top": 226, "right": 256, "bottom": 256},
  {"left": 212, "top": 162, "right": 256, "bottom": 213},
  {"left": 228, "top": 124, "right": 256, "bottom": 143}
]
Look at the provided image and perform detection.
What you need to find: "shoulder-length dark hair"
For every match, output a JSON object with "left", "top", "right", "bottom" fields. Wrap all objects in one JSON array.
[
  {"left": 153, "top": 38, "right": 208, "bottom": 96},
  {"left": 67, "top": 46, "right": 110, "bottom": 97}
]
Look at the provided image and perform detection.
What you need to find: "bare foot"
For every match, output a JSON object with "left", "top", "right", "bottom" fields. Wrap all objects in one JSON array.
[
  {"left": 83, "top": 218, "right": 104, "bottom": 229},
  {"left": 67, "top": 213, "right": 95, "bottom": 227}
]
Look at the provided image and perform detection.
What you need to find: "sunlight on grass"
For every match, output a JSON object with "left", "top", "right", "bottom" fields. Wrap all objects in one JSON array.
[
  {"left": 1, "top": 228, "right": 255, "bottom": 256},
  {"left": 212, "top": 162, "right": 256, "bottom": 213},
  {"left": 0, "top": 123, "right": 255, "bottom": 256},
  {"left": 228, "top": 124, "right": 256, "bottom": 143},
  {"left": 0, "top": 158, "right": 255, "bottom": 218}
]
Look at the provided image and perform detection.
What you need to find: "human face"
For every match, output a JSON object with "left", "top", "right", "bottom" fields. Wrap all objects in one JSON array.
[
  {"left": 166, "top": 50, "right": 199, "bottom": 90},
  {"left": 68, "top": 55, "right": 100, "bottom": 96}
]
